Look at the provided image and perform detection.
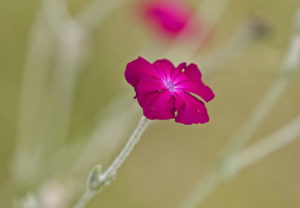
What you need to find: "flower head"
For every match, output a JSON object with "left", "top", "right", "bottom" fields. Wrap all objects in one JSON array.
[
  {"left": 140, "top": 0, "right": 200, "bottom": 39},
  {"left": 125, "top": 57, "right": 215, "bottom": 125}
]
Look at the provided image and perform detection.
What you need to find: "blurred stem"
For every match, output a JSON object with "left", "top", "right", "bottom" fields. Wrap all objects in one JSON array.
[
  {"left": 12, "top": 0, "right": 81, "bottom": 185},
  {"left": 13, "top": 0, "right": 126, "bottom": 186},
  {"left": 197, "top": 0, "right": 230, "bottom": 25},
  {"left": 221, "top": 78, "right": 288, "bottom": 154},
  {"left": 224, "top": 116, "right": 300, "bottom": 176},
  {"left": 73, "top": 190, "right": 96, "bottom": 208},
  {"left": 189, "top": 0, "right": 231, "bottom": 54},
  {"left": 11, "top": 12, "right": 55, "bottom": 183},
  {"left": 164, "top": 0, "right": 231, "bottom": 58},
  {"left": 222, "top": 13, "right": 300, "bottom": 156},
  {"left": 77, "top": 0, "right": 127, "bottom": 30},
  {"left": 39, "top": 0, "right": 88, "bottom": 160},
  {"left": 41, "top": 0, "right": 72, "bottom": 37},
  {"left": 39, "top": 0, "right": 134, "bottom": 153},
  {"left": 199, "top": 17, "right": 269, "bottom": 75},
  {"left": 181, "top": 10, "right": 300, "bottom": 208},
  {"left": 73, "top": 116, "right": 151, "bottom": 208},
  {"left": 182, "top": 115, "right": 300, "bottom": 208},
  {"left": 71, "top": 92, "right": 136, "bottom": 173}
]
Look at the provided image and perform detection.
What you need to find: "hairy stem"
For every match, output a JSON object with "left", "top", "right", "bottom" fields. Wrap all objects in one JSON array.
[
  {"left": 181, "top": 10, "right": 300, "bottom": 208},
  {"left": 200, "top": 17, "right": 269, "bottom": 75},
  {"left": 11, "top": 12, "right": 56, "bottom": 184},
  {"left": 73, "top": 116, "right": 151, "bottom": 208},
  {"left": 182, "top": 115, "right": 300, "bottom": 208},
  {"left": 73, "top": 190, "right": 96, "bottom": 208},
  {"left": 225, "top": 116, "right": 300, "bottom": 176}
]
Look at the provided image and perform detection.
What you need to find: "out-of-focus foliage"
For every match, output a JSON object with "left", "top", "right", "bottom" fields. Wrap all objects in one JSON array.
[{"left": 0, "top": 0, "right": 300, "bottom": 208}]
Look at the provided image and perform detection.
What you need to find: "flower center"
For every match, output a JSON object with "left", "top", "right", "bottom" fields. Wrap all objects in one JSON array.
[{"left": 165, "top": 81, "right": 176, "bottom": 91}]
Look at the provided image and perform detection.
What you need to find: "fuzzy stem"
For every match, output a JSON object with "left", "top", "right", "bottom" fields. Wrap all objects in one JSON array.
[
  {"left": 222, "top": 15, "right": 300, "bottom": 157},
  {"left": 73, "top": 190, "right": 96, "bottom": 208},
  {"left": 163, "top": 0, "right": 231, "bottom": 59},
  {"left": 225, "top": 116, "right": 300, "bottom": 176},
  {"left": 100, "top": 116, "right": 151, "bottom": 180},
  {"left": 11, "top": 12, "right": 56, "bottom": 183},
  {"left": 41, "top": 0, "right": 72, "bottom": 38},
  {"left": 181, "top": 10, "right": 300, "bottom": 208},
  {"left": 182, "top": 115, "right": 300, "bottom": 208},
  {"left": 71, "top": 92, "right": 136, "bottom": 173},
  {"left": 222, "top": 77, "right": 289, "bottom": 156},
  {"left": 190, "top": 0, "right": 231, "bottom": 53},
  {"left": 77, "top": 0, "right": 127, "bottom": 30},
  {"left": 73, "top": 116, "right": 151, "bottom": 208},
  {"left": 200, "top": 17, "right": 269, "bottom": 75},
  {"left": 40, "top": 0, "right": 88, "bottom": 161}
]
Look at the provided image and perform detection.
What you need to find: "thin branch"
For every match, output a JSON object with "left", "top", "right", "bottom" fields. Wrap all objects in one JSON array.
[
  {"left": 72, "top": 116, "right": 151, "bottom": 208},
  {"left": 77, "top": 0, "right": 128, "bottom": 30},
  {"left": 199, "top": 16, "right": 269, "bottom": 75},
  {"left": 225, "top": 116, "right": 300, "bottom": 177},
  {"left": 181, "top": 9, "right": 300, "bottom": 208},
  {"left": 11, "top": 12, "right": 56, "bottom": 183},
  {"left": 182, "top": 115, "right": 300, "bottom": 208}
]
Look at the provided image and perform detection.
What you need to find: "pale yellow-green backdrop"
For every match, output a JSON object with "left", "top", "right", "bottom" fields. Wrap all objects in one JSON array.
[{"left": 0, "top": 0, "right": 300, "bottom": 207}]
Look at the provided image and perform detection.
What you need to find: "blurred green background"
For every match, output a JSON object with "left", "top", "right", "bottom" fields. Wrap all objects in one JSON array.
[{"left": 0, "top": 0, "right": 300, "bottom": 207}]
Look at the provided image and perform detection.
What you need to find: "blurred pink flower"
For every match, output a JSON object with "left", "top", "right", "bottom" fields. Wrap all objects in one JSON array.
[
  {"left": 125, "top": 57, "right": 215, "bottom": 125},
  {"left": 140, "top": 0, "right": 201, "bottom": 39}
]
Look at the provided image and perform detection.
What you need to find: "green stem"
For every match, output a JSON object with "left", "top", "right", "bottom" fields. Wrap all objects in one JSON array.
[
  {"left": 225, "top": 116, "right": 300, "bottom": 176},
  {"left": 182, "top": 115, "right": 300, "bottom": 208},
  {"left": 181, "top": 10, "right": 300, "bottom": 208},
  {"left": 73, "top": 116, "right": 151, "bottom": 208}
]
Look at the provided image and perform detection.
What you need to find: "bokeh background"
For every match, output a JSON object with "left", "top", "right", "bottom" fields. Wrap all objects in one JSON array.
[{"left": 0, "top": 0, "right": 300, "bottom": 207}]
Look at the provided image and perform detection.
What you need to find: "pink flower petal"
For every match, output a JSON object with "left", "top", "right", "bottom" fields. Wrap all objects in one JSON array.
[
  {"left": 153, "top": 59, "right": 176, "bottom": 81},
  {"left": 136, "top": 77, "right": 175, "bottom": 120},
  {"left": 174, "top": 92, "right": 210, "bottom": 124},
  {"left": 174, "top": 64, "right": 215, "bottom": 102},
  {"left": 183, "top": 63, "right": 203, "bottom": 79},
  {"left": 125, "top": 57, "right": 158, "bottom": 88},
  {"left": 124, "top": 57, "right": 214, "bottom": 125},
  {"left": 143, "top": 0, "right": 192, "bottom": 36},
  {"left": 171, "top": 62, "right": 187, "bottom": 80}
]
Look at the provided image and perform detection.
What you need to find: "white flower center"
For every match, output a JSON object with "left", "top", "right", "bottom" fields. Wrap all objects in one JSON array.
[{"left": 165, "top": 81, "right": 176, "bottom": 92}]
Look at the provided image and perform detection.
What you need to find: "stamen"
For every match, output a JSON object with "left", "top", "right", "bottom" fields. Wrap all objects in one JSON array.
[{"left": 165, "top": 81, "right": 176, "bottom": 91}]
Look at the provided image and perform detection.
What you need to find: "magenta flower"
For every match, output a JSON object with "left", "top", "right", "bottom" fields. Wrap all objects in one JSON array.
[
  {"left": 125, "top": 57, "right": 215, "bottom": 125},
  {"left": 141, "top": 0, "right": 200, "bottom": 38}
]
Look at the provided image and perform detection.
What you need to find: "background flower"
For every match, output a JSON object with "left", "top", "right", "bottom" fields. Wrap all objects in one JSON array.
[{"left": 139, "top": 0, "right": 202, "bottom": 39}]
